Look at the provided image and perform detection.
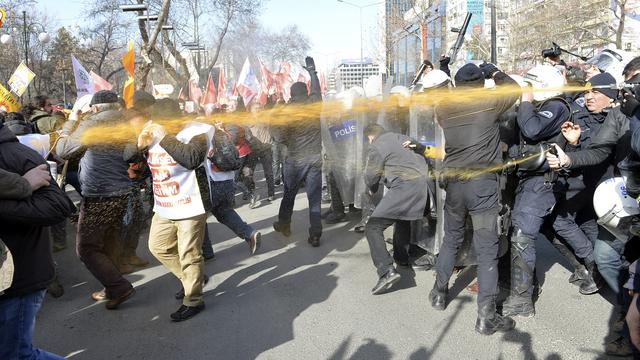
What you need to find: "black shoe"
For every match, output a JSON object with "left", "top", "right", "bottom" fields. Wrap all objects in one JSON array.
[
  {"left": 175, "top": 275, "right": 210, "bottom": 300},
  {"left": 324, "top": 212, "right": 347, "bottom": 224},
  {"left": 273, "top": 221, "right": 291, "bottom": 237},
  {"left": 203, "top": 253, "right": 215, "bottom": 261},
  {"left": 411, "top": 253, "right": 436, "bottom": 271},
  {"left": 275, "top": 179, "right": 282, "bottom": 186},
  {"left": 371, "top": 268, "right": 401, "bottom": 295},
  {"left": 579, "top": 260, "right": 603, "bottom": 295},
  {"left": 308, "top": 235, "right": 320, "bottom": 247},
  {"left": 248, "top": 231, "right": 261, "bottom": 255},
  {"left": 242, "top": 192, "right": 250, "bottom": 201},
  {"left": 170, "top": 303, "right": 205, "bottom": 322},
  {"left": 501, "top": 295, "right": 535, "bottom": 317},
  {"left": 429, "top": 286, "right": 447, "bottom": 311},
  {"left": 476, "top": 302, "right": 516, "bottom": 335},
  {"left": 568, "top": 265, "right": 588, "bottom": 285}
]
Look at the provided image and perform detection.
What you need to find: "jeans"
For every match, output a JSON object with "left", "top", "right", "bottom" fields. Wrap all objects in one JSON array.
[
  {"left": 365, "top": 217, "right": 411, "bottom": 276},
  {"left": 248, "top": 144, "right": 275, "bottom": 197},
  {"left": 278, "top": 159, "right": 323, "bottom": 238},
  {"left": 594, "top": 233, "right": 626, "bottom": 295},
  {"left": 0, "top": 289, "right": 65, "bottom": 360},
  {"left": 202, "top": 224, "right": 214, "bottom": 258},
  {"left": 272, "top": 143, "right": 285, "bottom": 184},
  {"left": 210, "top": 180, "right": 255, "bottom": 241}
]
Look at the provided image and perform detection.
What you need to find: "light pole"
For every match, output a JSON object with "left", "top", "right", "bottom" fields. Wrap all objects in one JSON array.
[
  {"left": 0, "top": 11, "right": 49, "bottom": 101},
  {"left": 337, "top": 0, "right": 383, "bottom": 87}
]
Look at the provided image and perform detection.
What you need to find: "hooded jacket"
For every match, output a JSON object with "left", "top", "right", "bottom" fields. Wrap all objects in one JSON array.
[
  {"left": 56, "top": 109, "right": 133, "bottom": 197},
  {"left": 0, "top": 124, "right": 75, "bottom": 298},
  {"left": 29, "top": 109, "right": 62, "bottom": 135}
]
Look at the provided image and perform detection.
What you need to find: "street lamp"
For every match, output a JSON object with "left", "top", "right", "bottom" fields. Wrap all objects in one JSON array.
[
  {"left": 0, "top": 10, "right": 50, "bottom": 100},
  {"left": 337, "top": 0, "right": 383, "bottom": 87}
]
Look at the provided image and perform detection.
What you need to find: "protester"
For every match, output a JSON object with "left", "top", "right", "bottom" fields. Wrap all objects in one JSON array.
[
  {"left": 28, "top": 95, "right": 64, "bottom": 135},
  {"left": 136, "top": 99, "right": 211, "bottom": 322},
  {"left": 0, "top": 123, "right": 75, "bottom": 360},
  {"left": 56, "top": 90, "right": 136, "bottom": 309},
  {"left": 362, "top": 123, "right": 428, "bottom": 294},
  {"left": 272, "top": 56, "right": 323, "bottom": 247}
]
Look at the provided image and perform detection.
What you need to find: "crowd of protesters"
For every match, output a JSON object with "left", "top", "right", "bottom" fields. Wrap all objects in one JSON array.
[{"left": 5, "top": 50, "right": 640, "bottom": 359}]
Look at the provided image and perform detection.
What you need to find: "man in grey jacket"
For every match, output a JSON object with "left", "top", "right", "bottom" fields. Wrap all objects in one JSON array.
[
  {"left": 362, "top": 124, "right": 429, "bottom": 295},
  {"left": 56, "top": 90, "right": 136, "bottom": 310}
]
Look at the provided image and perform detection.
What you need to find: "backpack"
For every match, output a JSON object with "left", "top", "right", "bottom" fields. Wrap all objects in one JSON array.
[{"left": 210, "top": 129, "right": 243, "bottom": 171}]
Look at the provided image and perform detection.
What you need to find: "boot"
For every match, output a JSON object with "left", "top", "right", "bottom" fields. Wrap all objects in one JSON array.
[
  {"left": 501, "top": 295, "right": 534, "bottom": 318},
  {"left": 429, "top": 284, "right": 447, "bottom": 311},
  {"left": 476, "top": 300, "right": 516, "bottom": 335},
  {"left": 579, "top": 260, "right": 603, "bottom": 295}
]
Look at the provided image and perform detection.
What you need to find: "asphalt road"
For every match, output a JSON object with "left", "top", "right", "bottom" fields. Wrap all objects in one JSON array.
[{"left": 34, "top": 183, "right": 624, "bottom": 360}]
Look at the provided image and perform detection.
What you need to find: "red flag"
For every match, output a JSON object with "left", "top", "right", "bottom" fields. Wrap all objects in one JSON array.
[
  {"left": 90, "top": 71, "right": 113, "bottom": 92},
  {"left": 274, "top": 62, "right": 293, "bottom": 102},
  {"left": 319, "top": 72, "right": 326, "bottom": 96},
  {"left": 218, "top": 67, "right": 227, "bottom": 105},
  {"left": 257, "top": 60, "right": 274, "bottom": 106},
  {"left": 188, "top": 79, "right": 203, "bottom": 113},
  {"left": 201, "top": 72, "right": 217, "bottom": 105}
]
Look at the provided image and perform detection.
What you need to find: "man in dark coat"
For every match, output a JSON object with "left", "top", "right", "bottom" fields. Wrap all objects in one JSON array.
[
  {"left": 430, "top": 62, "right": 519, "bottom": 335},
  {"left": 272, "top": 56, "right": 324, "bottom": 246},
  {"left": 363, "top": 124, "right": 429, "bottom": 294},
  {"left": 0, "top": 123, "right": 75, "bottom": 359}
]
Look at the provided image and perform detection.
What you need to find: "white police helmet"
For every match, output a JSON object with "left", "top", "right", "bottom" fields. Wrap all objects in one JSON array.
[
  {"left": 523, "top": 65, "right": 566, "bottom": 102},
  {"left": 417, "top": 70, "right": 451, "bottom": 92},
  {"left": 593, "top": 177, "right": 640, "bottom": 241},
  {"left": 586, "top": 48, "right": 634, "bottom": 86}
]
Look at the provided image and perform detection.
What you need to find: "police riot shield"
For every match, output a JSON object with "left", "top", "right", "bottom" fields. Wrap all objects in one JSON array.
[{"left": 320, "top": 90, "right": 368, "bottom": 208}]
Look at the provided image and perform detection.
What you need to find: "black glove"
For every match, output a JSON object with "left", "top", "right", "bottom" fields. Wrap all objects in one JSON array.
[
  {"left": 621, "top": 87, "right": 640, "bottom": 117},
  {"left": 439, "top": 56, "right": 450, "bottom": 67},
  {"left": 479, "top": 62, "right": 500, "bottom": 79},
  {"left": 304, "top": 56, "right": 316, "bottom": 73}
]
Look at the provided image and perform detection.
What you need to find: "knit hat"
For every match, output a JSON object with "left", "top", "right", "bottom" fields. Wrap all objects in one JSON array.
[
  {"left": 89, "top": 90, "right": 119, "bottom": 106},
  {"left": 587, "top": 72, "right": 618, "bottom": 100},
  {"left": 133, "top": 90, "right": 156, "bottom": 110},
  {"left": 454, "top": 63, "right": 485, "bottom": 87}
]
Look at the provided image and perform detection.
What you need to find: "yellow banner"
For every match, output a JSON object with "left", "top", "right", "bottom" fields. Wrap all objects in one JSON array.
[
  {"left": 8, "top": 62, "right": 35, "bottom": 97},
  {"left": 0, "top": 8, "right": 6, "bottom": 28},
  {"left": 0, "top": 83, "right": 20, "bottom": 112}
]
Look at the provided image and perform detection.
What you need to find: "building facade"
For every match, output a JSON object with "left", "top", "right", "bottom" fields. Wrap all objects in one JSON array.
[{"left": 334, "top": 59, "right": 381, "bottom": 91}]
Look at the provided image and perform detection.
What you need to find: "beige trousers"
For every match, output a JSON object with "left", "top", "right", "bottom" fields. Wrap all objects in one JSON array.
[{"left": 148, "top": 213, "right": 207, "bottom": 306}]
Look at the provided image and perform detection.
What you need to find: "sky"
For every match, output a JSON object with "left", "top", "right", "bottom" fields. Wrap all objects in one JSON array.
[{"left": 34, "top": 0, "right": 384, "bottom": 73}]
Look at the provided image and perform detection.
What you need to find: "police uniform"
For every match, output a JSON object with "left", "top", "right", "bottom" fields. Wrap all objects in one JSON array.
[
  {"left": 503, "top": 97, "right": 570, "bottom": 315},
  {"left": 430, "top": 64, "right": 519, "bottom": 333}
]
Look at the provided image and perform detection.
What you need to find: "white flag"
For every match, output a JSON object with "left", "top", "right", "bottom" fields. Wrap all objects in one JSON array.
[
  {"left": 236, "top": 58, "right": 259, "bottom": 106},
  {"left": 71, "top": 56, "right": 94, "bottom": 98}
]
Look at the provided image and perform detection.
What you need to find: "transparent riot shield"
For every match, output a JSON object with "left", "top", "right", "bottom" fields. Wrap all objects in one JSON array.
[{"left": 321, "top": 98, "right": 369, "bottom": 208}]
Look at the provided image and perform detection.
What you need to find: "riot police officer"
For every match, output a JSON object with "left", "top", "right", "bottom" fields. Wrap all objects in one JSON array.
[
  {"left": 429, "top": 62, "right": 520, "bottom": 335},
  {"left": 502, "top": 65, "right": 571, "bottom": 317}
]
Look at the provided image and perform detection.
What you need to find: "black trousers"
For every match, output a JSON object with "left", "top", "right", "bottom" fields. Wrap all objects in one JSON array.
[
  {"left": 76, "top": 195, "right": 133, "bottom": 298},
  {"left": 365, "top": 217, "right": 411, "bottom": 277},
  {"left": 435, "top": 176, "right": 501, "bottom": 308}
]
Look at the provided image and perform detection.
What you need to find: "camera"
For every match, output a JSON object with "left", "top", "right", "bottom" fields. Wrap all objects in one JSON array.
[{"left": 542, "top": 43, "right": 562, "bottom": 58}]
